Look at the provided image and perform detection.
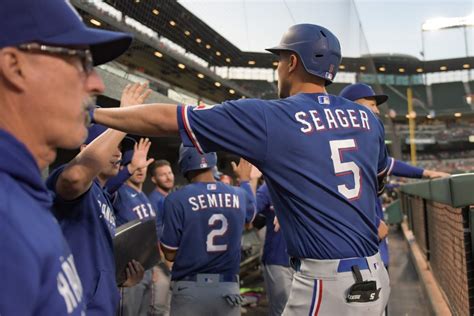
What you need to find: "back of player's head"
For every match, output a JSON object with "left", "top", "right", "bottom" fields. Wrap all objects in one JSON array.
[
  {"left": 178, "top": 144, "right": 217, "bottom": 176},
  {"left": 266, "top": 24, "right": 341, "bottom": 85},
  {"left": 339, "top": 83, "right": 388, "bottom": 106}
]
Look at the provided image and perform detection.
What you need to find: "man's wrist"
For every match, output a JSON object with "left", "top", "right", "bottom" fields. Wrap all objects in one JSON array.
[{"left": 127, "top": 163, "right": 137, "bottom": 175}]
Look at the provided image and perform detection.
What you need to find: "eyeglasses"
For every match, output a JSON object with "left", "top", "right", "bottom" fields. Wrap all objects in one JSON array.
[{"left": 18, "top": 43, "right": 94, "bottom": 75}]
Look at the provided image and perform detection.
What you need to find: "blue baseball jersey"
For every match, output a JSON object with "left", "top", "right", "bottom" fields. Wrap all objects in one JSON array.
[
  {"left": 0, "top": 130, "right": 85, "bottom": 316},
  {"left": 149, "top": 190, "right": 166, "bottom": 228},
  {"left": 47, "top": 166, "right": 119, "bottom": 316},
  {"left": 256, "top": 183, "right": 290, "bottom": 267},
  {"left": 114, "top": 184, "right": 156, "bottom": 227},
  {"left": 161, "top": 182, "right": 256, "bottom": 281},
  {"left": 177, "top": 93, "right": 389, "bottom": 259}
]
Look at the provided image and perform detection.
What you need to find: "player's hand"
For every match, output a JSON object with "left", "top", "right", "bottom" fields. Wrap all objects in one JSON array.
[
  {"left": 122, "top": 260, "right": 145, "bottom": 287},
  {"left": 273, "top": 216, "right": 280, "bottom": 232},
  {"left": 128, "top": 138, "right": 154, "bottom": 174},
  {"left": 378, "top": 220, "right": 389, "bottom": 240},
  {"left": 120, "top": 82, "right": 152, "bottom": 107},
  {"left": 231, "top": 158, "right": 253, "bottom": 182},
  {"left": 250, "top": 165, "right": 262, "bottom": 180},
  {"left": 423, "top": 169, "right": 450, "bottom": 179}
]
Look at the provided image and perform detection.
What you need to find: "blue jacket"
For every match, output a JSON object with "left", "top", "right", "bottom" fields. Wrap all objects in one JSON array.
[{"left": 0, "top": 129, "right": 85, "bottom": 315}]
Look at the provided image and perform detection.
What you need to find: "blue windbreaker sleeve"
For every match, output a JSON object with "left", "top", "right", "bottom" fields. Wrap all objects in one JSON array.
[
  {"left": 105, "top": 167, "right": 132, "bottom": 195},
  {"left": 390, "top": 159, "right": 424, "bottom": 178}
]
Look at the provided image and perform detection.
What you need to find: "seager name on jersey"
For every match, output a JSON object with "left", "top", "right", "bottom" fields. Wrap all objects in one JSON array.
[
  {"left": 295, "top": 108, "right": 371, "bottom": 134},
  {"left": 188, "top": 193, "right": 240, "bottom": 211}
]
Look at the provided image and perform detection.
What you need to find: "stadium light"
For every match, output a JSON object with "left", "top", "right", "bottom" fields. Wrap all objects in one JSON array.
[
  {"left": 229, "top": 89, "right": 235, "bottom": 94},
  {"left": 416, "top": 67, "right": 423, "bottom": 73},
  {"left": 463, "top": 64, "right": 470, "bottom": 69},
  {"left": 169, "top": 20, "right": 176, "bottom": 27},
  {"left": 272, "top": 61, "right": 279, "bottom": 67},
  {"left": 90, "top": 19, "right": 101, "bottom": 27},
  {"left": 359, "top": 65, "right": 366, "bottom": 71},
  {"left": 440, "top": 65, "right": 448, "bottom": 71},
  {"left": 248, "top": 60, "right": 256, "bottom": 65},
  {"left": 197, "top": 73, "right": 204, "bottom": 79},
  {"left": 225, "top": 58, "right": 231, "bottom": 63},
  {"left": 422, "top": 13, "right": 474, "bottom": 31},
  {"left": 214, "top": 82, "right": 221, "bottom": 87},
  {"left": 398, "top": 68, "right": 405, "bottom": 73},
  {"left": 184, "top": 30, "right": 191, "bottom": 36},
  {"left": 152, "top": 9, "right": 159, "bottom": 15},
  {"left": 454, "top": 112, "right": 462, "bottom": 117},
  {"left": 205, "top": 44, "right": 211, "bottom": 49},
  {"left": 378, "top": 66, "right": 386, "bottom": 72},
  {"left": 153, "top": 51, "right": 163, "bottom": 58},
  {"left": 339, "top": 65, "right": 345, "bottom": 70},
  {"left": 196, "top": 38, "right": 202, "bottom": 43},
  {"left": 216, "top": 51, "right": 221, "bottom": 56},
  {"left": 178, "top": 63, "right": 186, "bottom": 70}
]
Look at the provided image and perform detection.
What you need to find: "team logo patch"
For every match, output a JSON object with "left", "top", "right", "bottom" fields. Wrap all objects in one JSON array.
[
  {"left": 324, "top": 72, "right": 333, "bottom": 80},
  {"left": 207, "top": 184, "right": 217, "bottom": 190},
  {"left": 199, "top": 157, "right": 208, "bottom": 169},
  {"left": 193, "top": 104, "right": 216, "bottom": 111},
  {"left": 318, "top": 95, "right": 330, "bottom": 105}
]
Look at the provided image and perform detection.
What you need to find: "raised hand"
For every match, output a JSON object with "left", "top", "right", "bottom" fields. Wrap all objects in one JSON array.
[
  {"left": 231, "top": 158, "right": 254, "bottom": 182},
  {"left": 128, "top": 138, "right": 155, "bottom": 174},
  {"left": 120, "top": 82, "right": 152, "bottom": 107}
]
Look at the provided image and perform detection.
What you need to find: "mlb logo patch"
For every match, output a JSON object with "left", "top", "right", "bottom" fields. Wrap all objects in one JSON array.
[
  {"left": 318, "top": 95, "right": 330, "bottom": 105},
  {"left": 324, "top": 72, "right": 334, "bottom": 80},
  {"left": 207, "top": 184, "right": 217, "bottom": 190},
  {"left": 199, "top": 157, "right": 208, "bottom": 169}
]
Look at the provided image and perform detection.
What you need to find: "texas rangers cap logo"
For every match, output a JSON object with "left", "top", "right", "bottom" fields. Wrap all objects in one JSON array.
[{"left": 199, "top": 156, "right": 208, "bottom": 168}]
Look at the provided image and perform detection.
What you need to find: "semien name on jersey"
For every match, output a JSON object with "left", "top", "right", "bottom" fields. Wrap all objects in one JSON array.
[
  {"left": 188, "top": 193, "right": 240, "bottom": 211},
  {"left": 295, "top": 108, "right": 371, "bottom": 133}
]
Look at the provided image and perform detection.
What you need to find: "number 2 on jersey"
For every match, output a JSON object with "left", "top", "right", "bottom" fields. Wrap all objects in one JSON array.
[
  {"left": 206, "top": 213, "right": 228, "bottom": 252},
  {"left": 329, "top": 139, "right": 361, "bottom": 200}
]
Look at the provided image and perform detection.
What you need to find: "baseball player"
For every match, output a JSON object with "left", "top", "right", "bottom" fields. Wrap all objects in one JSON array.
[
  {"left": 91, "top": 23, "right": 392, "bottom": 315},
  {"left": 256, "top": 183, "right": 293, "bottom": 316},
  {"left": 113, "top": 138, "right": 156, "bottom": 316},
  {"left": 46, "top": 84, "right": 151, "bottom": 315},
  {"left": 339, "top": 83, "right": 449, "bottom": 267},
  {"left": 160, "top": 146, "right": 256, "bottom": 316},
  {"left": 0, "top": 0, "right": 131, "bottom": 314},
  {"left": 148, "top": 160, "right": 175, "bottom": 316}
]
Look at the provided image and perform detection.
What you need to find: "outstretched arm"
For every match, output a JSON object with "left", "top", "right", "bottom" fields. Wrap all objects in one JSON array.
[{"left": 94, "top": 103, "right": 178, "bottom": 137}]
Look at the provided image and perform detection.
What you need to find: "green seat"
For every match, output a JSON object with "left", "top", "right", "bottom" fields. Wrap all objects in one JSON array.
[{"left": 384, "top": 199, "right": 403, "bottom": 225}]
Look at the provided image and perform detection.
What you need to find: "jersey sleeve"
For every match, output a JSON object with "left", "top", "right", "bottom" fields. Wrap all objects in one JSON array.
[
  {"left": 375, "top": 120, "right": 390, "bottom": 195},
  {"left": 177, "top": 99, "right": 269, "bottom": 164},
  {"left": 160, "top": 196, "right": 184, "bottom": 251},
  {"left": 46, "top": 165, "right": 85, "bottom": 218},
  {"left": 240, "top": 186, "right": 256, "bottom": 224},
  {"left": 390, "top": 159, "right": 424, "bottom": 178},
  {"left": 256, "top": 184, "right": 271, "bottom": 215}
]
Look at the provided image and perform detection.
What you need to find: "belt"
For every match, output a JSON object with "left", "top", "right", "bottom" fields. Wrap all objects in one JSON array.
[
  {"left": 175, "top": 273, "right": 239, "bottom": 283},
  {"left": 290, "top": 257, "right": 370, "bottom": 273}
]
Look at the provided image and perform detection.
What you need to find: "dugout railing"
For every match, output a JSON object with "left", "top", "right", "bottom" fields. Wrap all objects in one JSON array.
[{"left": 400, "top": 174, "right": 474, "bottom": 316}]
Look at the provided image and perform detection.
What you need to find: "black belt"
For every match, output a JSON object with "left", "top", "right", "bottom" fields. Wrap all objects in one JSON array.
[{"left": 174, "top": 273, "right": 239, "bottom": 283}]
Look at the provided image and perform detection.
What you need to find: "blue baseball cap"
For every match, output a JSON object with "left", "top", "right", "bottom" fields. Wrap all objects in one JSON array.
[
  {"left": 1, "top": 0, "right": 132, "bottom": 65},
  {"left": 339, "top": 83, "right": 388, "bottom": 106}
]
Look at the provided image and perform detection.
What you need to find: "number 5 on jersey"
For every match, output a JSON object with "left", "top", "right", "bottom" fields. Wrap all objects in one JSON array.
[
  {"left": 207, "top": 213, "right": 228, "bottom": 252},
  {"left": 329, "top": 139, "right": 361, "bottom": 200}
]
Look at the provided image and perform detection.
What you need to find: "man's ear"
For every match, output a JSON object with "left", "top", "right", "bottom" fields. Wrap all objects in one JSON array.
[
  {"left": 151, "top": 176, "right": 157, "bottom": 185},
  {"left": 288, "top": 53, "right": 299, "bottom": 74},
  {"left": 0, "top": 48, "right": 28, "bottom": 92}
]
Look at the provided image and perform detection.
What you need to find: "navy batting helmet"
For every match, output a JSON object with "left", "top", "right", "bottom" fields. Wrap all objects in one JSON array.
[
  {"left": 178, "top": 145, "right": 217, "bottom": 175},
  {"left": 266, "top": 24, "right": 342, "bottom": 85}
]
